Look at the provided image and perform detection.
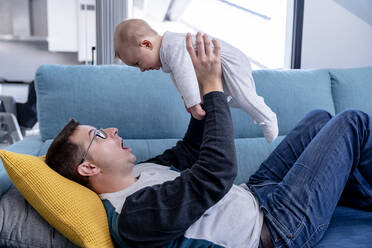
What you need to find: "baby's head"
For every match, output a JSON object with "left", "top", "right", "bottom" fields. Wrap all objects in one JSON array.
[{"left": 114, "top": 19, "right": 162, "bottom": 72}]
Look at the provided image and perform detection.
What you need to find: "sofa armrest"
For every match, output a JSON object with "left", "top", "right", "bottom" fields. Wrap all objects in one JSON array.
[{"left": 0, "top": 136, "right": 44, "bottom": 197}]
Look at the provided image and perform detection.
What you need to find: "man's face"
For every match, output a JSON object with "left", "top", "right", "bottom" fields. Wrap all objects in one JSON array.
[
  {"left": 120, "top": 44, "right": 161, "bottom": 72},
  {"left": 70, "top": 125, "right": 136, "bottom": 174}
]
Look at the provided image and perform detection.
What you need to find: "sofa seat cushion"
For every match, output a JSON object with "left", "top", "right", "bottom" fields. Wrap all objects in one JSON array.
[
  {"left": 330, "top": 66, "right": 372, "bottom": 115},
  {"left": 316, "top": 206, "right": 372, "bottom": 247},
  {"left": 0, "top": 150, "right": 114, "bottom": 248},
  {"left": 234, "top": 136, "right": 285, "bottom": 184},
  {"left": 43, "top": 137, "right": 285, "bottom": 185}
]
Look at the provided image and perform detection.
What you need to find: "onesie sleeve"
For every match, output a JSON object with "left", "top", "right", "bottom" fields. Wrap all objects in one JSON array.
[
  {"left": 117, "top": 92, "right": 237, "bottom": 248},
  {"left": 163, "top": 35, "right": 201, "bottom": 108}
]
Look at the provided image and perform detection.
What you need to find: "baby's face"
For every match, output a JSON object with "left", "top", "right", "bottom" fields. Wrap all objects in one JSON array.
[{"left": 120, "top": 46, "right": 161, "bottom": 72}]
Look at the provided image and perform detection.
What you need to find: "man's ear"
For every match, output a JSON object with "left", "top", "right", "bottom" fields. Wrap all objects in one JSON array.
[
  {"left": 140, "top": 40, "right": 153, "bottom": 49},
  {"left": 77, "top": 162, "right": 100, "bottom": 177}
]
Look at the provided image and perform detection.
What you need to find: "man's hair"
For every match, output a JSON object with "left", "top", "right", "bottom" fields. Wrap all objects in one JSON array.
[
  {"left": 46, "top": 119, "right": 89, "bottom": 186},
  {"left": 114, "top": 19, "right": 158, "bottom": 60}
]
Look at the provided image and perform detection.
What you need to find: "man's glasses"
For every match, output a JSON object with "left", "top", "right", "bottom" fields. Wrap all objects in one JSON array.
[{"left": 80, "top": 129, "right": 107, "bottom": 164}]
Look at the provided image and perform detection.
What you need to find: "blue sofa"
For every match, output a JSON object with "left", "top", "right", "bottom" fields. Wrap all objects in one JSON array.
[{"left": 0, "top": 65, "right": 372, "bottom": 247}]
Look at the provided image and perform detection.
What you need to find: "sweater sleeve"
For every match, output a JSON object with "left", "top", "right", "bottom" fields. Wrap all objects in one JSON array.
[{"left": 118, "top": 91, "right": 237, "bottom": 248}]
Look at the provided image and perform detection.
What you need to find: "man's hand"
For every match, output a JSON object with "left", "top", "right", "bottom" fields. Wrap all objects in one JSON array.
[
  {"left": 187, "top": 104, "right": 206, "bottom": 120},
  {"left": 186, "top": 32, "right": 223, "bottom": 97}
]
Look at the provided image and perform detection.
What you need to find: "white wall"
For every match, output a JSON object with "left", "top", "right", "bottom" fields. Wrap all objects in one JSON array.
[
  {"left": 0, "top": 41, "right": 78, "bottom": 102},
  {"left": 301, "top": 0, "right": 372, "bottom": 69},
  {"left": 0, "top": 41, "right": 78, "bottom": 82}
]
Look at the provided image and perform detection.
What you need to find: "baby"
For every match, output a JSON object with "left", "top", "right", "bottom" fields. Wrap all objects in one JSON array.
[{"left": 114, "top": 19, "right": 278, "bottom": 142}]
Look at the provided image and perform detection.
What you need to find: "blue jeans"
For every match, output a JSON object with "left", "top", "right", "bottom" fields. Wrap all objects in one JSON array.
[{"left": 247, "top": 110, "right": 372, "bottom": 248}]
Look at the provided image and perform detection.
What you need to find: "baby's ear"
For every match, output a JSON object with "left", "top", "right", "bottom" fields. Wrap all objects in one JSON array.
[{"left": 140, "top": 40, "right": 153, "bottom": 49}]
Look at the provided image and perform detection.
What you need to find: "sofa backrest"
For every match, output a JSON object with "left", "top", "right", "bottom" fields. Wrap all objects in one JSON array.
[
  {"left": 330, "top": 67, "right": 372, "bottom": 115},
  {"left": 34, "top": 65, "right": 372, "bottom": 184},
  {"left": 244, "top": 69, "right": 335, "bottom": 136},
  {"left": 35, "top": 65, "right": 187, "bottom": 141},
  {"left": 35, "top": 65, "right": 338, "bottom": 141}
]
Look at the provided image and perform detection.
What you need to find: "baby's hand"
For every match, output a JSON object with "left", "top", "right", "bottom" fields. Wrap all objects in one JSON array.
[{"left": 187, "top": 104, "right": 206, "bottom": 120}]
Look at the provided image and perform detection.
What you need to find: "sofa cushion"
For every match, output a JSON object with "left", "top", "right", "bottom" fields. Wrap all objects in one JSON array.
[
  {"left": 234, "top": 136, "right": 285, "bottom": 184},
  {"left": 315, "top": 206, "right": 372, "bottom": 247},
  {"left": 239, "top": 69, "right": 336, "bottom": 137},
  {"left": 36, "top": 65, "right": 336, "bottom": 142},
  {"left": 41, "top": 137, "right": 284, "bottom": 185},
  {"left": 330, "top": 66, "right": 372, "bottom": 115},
  {"left": 0, "top": 150, "right": 114, "bottom": 248},
  {"left": 0, "top": 172, "right": 11, "bottom": 199},
  {"left": 0, "top": 186, "right": 79, "bottom": 248},
  {"left": 35, "top": 65, "right": 189, "bottom": 141}
]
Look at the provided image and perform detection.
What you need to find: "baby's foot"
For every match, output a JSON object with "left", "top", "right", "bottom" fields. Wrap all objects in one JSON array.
[
  {"left": 188, "top": 104, "right": 206, "bottom": 120},
  {"left": 260, "top": 116, "right": 279, "bottom": 143}
]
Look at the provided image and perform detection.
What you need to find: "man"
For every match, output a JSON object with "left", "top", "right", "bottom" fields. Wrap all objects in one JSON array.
[{"left": 46, "top": 33, "right": 372, "bottom": 248}]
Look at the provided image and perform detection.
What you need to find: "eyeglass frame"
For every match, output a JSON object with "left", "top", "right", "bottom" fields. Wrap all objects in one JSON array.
[{"left": 80, "top": 129, "right": 107, "bottom": 164}]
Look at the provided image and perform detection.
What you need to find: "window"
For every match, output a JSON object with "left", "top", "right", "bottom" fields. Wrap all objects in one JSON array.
[{"left": 131, "top": 0, "right": 295, "bottom": 69}]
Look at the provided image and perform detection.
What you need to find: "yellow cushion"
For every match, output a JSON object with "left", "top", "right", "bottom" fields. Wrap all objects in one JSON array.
[{"left": 0, "top": 150, "right": 114, "bottom": 248}]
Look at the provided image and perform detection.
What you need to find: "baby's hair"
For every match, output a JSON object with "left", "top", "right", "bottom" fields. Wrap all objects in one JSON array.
[{"left": 114, "top": 19, "right": 158, "bottom": 60}]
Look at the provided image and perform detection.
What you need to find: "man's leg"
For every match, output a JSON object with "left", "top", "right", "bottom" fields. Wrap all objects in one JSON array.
[
  {"left": 250, "top": 110, "right": 372, "bottom": 247},
  {"left": 339, "top": 125, "right": 372, "bottom": 210},
  {"left": 248, "top": 109, "right": 332, "bottom": 186},
  {"left": 248, "top": 109, "right": 332, "bottom": 246}
]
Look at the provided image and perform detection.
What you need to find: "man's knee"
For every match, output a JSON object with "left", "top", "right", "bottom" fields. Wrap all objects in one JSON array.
[
  {"left": 305, "top": 109, "right": 332, "bottom": 122},
  {"left": 337, "top": 109, "right": 368, "bottom": 124}
]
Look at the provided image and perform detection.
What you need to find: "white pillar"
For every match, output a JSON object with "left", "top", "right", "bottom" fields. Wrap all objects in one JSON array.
[{"left": 96, "top": 0, "right": 132, "bottom": 64}]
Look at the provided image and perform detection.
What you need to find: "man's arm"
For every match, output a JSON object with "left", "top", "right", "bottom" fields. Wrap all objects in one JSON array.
[
  {"left": 119, "top": 91, "right": 236, "bottom": 247},
  {"left": 117, "top": 33, "right": 236, "bottom": 248},
  {"left": 144, "top": 33, "right": 224, "bottom": 171}
]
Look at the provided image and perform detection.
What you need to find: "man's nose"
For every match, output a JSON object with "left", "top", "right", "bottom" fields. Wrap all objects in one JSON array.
[{"left": 105, "top": 128, "right": 118, "bottom": 136}]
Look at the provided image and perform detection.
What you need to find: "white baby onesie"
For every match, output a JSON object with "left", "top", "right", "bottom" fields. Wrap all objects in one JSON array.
[{"left": 160, "top": 31, "right": 278, "bottom": 142}]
